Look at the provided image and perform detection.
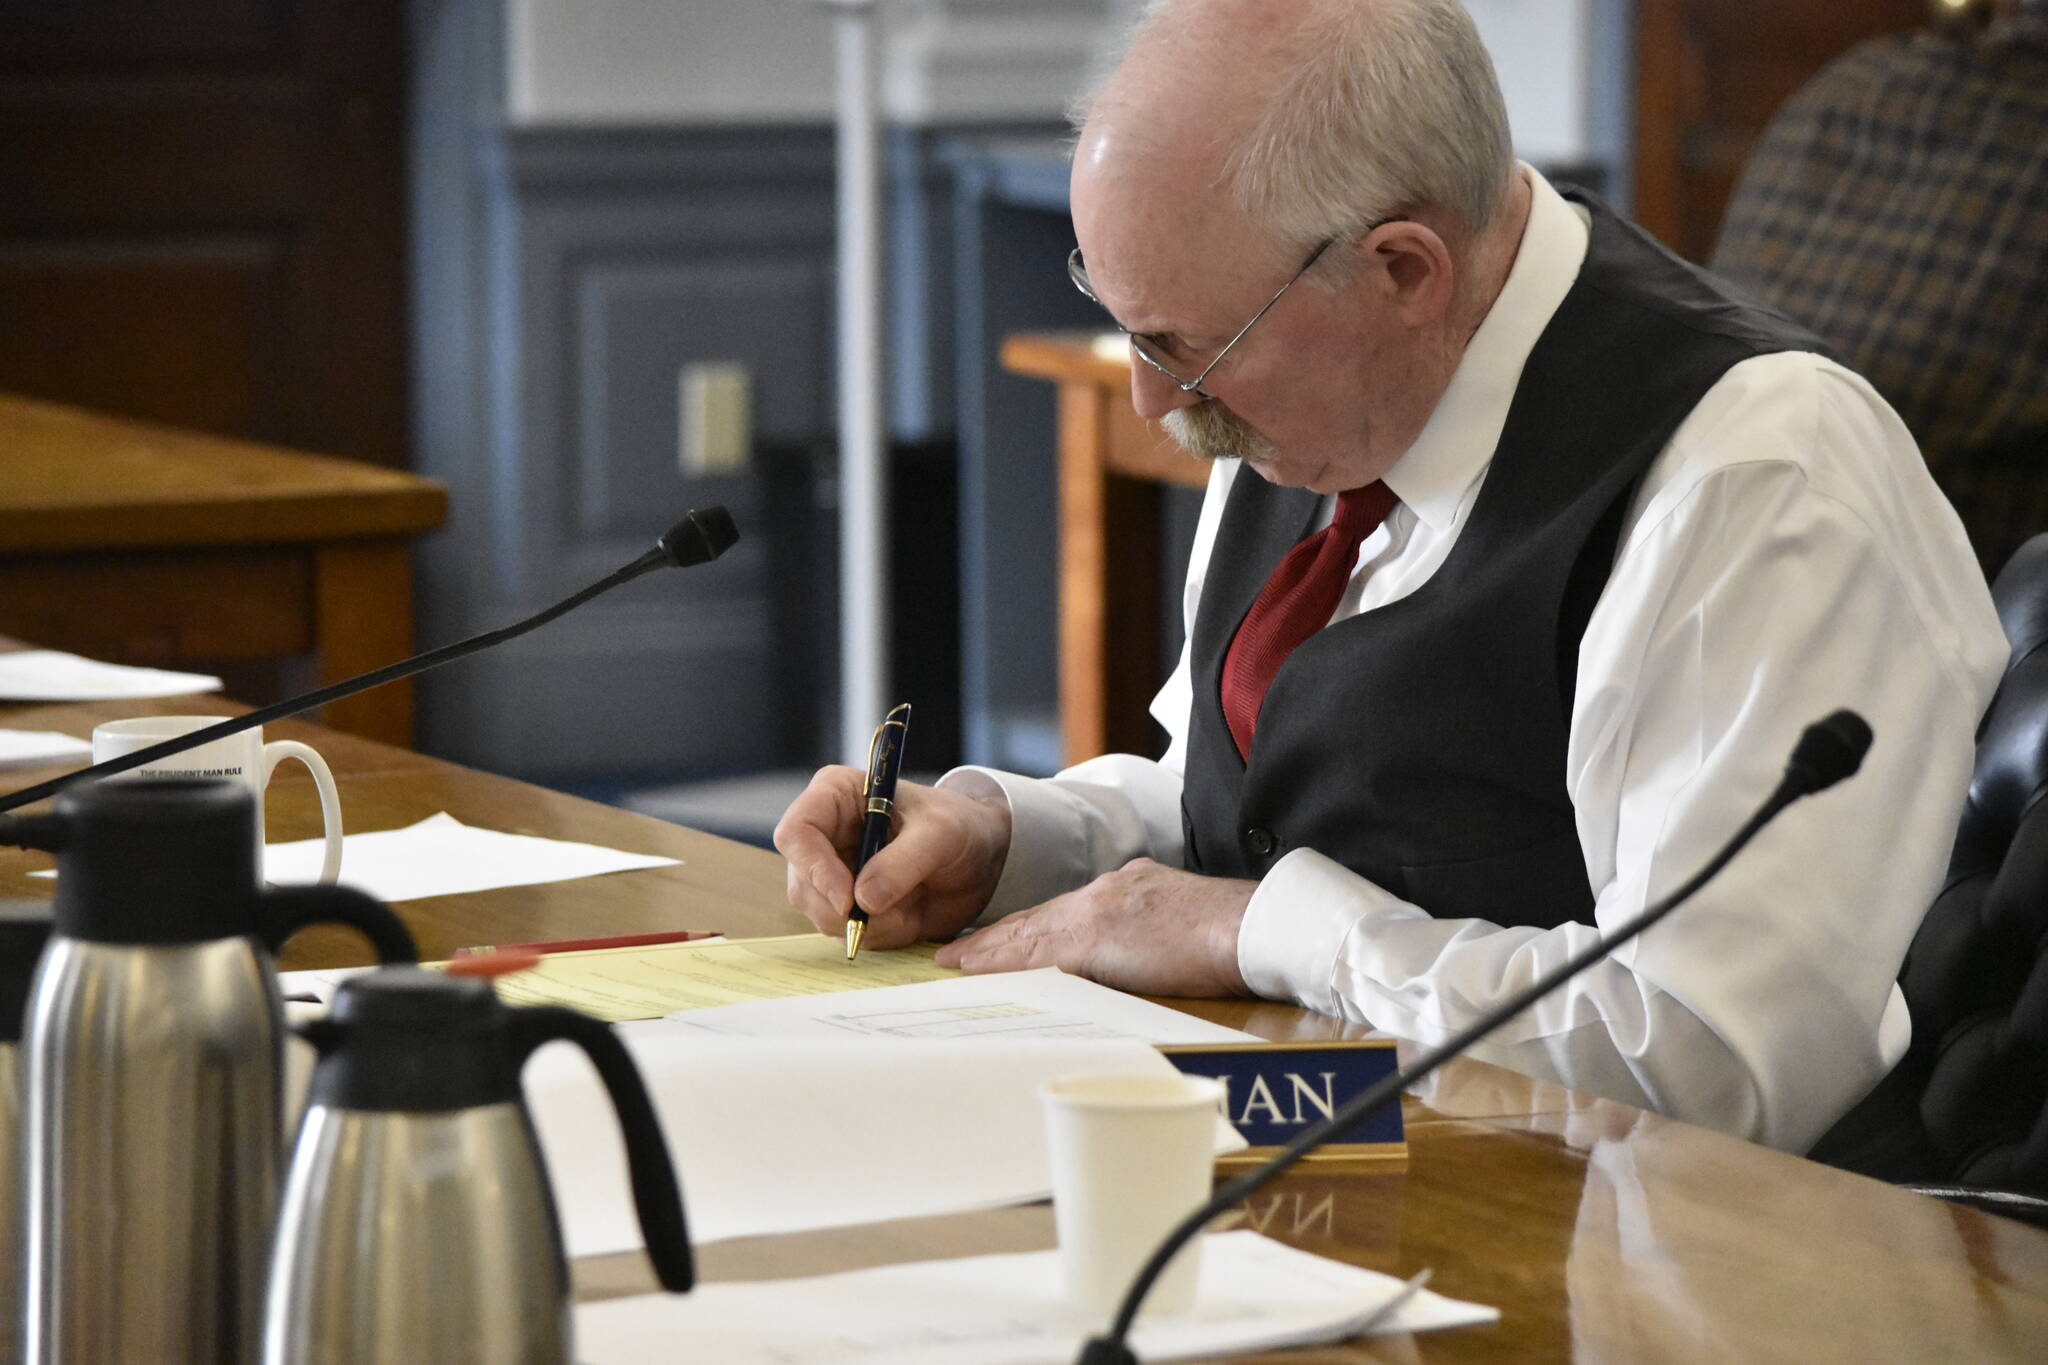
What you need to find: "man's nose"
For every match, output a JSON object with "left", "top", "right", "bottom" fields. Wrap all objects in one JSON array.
[{"left": 1128, "top": 354, "right": 1204, "bottom": 421}]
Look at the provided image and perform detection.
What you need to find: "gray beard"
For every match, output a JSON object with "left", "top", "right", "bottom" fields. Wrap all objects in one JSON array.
[{"left": 1162, "top": 401, "right": 1278, "bottom": 466}]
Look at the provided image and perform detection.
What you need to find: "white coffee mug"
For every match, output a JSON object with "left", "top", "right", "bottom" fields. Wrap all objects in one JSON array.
[{"left": 91, "top": 716, "right": 344, "bottom": 884}]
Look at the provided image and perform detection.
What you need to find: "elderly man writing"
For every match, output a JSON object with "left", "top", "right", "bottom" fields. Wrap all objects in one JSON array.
[{"left": 775, "top": 0, "right": 2006, "bottom": 1154}]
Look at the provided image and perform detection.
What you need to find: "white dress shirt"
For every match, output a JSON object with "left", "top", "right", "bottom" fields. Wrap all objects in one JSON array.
[{"left": 943, "top": 170, "right": 2008, "bottom": 1153}]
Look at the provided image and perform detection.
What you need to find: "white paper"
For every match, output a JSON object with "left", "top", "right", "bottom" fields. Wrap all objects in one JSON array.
[
  {"left": 0, "top": 728, "right": 91, "bottom": 768},
  {"left": 524, "top": 1033, "right": 1245, "bottom": 1256},
  {"left": 263, "top": 811, "right": 679, "bottom": 900},
  {"left": 647, "top": 967, "right": 1261, "bottom": 1046},
  {"left": 0, "top": 650, "right": 222, "bottom": 700},
  {"left": 574, "top": 1230, "right": 1499, "bottom": 1363}
]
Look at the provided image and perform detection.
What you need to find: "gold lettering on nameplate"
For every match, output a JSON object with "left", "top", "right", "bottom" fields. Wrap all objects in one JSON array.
[
  {"left": 1287, "top": 1071, "right": 1337, "bottom": 1123},
  {"left": 1238, "top": 1074, "right": 1284, "bottom": 1125},
  {"left": 1225, "top": 1070, "right": 1340, "bottom": 1126}
]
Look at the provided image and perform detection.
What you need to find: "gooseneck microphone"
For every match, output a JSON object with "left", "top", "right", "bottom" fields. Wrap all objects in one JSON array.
[
  {"left": 0, "top": 507, "right": 740, "bottom": 814},
  {"left": 1074, "top": 709, "right": 1874, "bottom": 1365}
]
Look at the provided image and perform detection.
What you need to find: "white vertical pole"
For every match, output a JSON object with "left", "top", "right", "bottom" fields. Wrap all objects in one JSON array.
[{"left": 833, "top": 1, "right": 889, "bottom": 765}]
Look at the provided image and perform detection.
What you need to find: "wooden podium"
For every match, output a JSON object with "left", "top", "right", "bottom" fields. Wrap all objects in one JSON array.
[{"left": 1000, "top": 332, "right": 1207, "bottom": 768}]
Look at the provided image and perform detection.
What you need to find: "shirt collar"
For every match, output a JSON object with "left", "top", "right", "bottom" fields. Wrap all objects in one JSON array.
[{"left": 1381, "top": 166, "right": 1591, "bottom": 532}]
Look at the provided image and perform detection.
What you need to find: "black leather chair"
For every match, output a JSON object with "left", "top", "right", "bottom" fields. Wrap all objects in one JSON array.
[{"left": 1810, "top": 533, "right": 2048, "bottom": 1222}]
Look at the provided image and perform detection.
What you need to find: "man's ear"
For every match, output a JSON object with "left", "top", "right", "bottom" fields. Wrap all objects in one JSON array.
[{"left": 1353, "top": 221, "right": 1455, "bottom": 329}]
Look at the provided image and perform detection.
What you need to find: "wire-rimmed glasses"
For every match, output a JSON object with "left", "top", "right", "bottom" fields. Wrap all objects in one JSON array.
[{"left": 1066, "top": 237, "right": 1336, "bottom": 398}]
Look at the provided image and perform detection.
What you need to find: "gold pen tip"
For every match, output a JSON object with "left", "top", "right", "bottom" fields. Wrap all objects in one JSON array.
[{"left": 844, "top": 919, "right": 866, "bottom": 961}]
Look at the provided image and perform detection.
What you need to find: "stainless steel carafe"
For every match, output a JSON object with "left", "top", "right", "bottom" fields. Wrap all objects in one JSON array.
[
  {"left": 1, "top": 779, "right": 417, "bottom": 1365},
  {"left": 0, "top": 902, "right": 53, "bottom": 1365},
  {"left": 264, "top": 968, "right": 693, "bottom": 1364}
]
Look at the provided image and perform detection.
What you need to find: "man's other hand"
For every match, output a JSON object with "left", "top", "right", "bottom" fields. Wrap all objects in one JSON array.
[
  {"left": 933, "top": 858, "right": 1254, "bottom": 999},
  {"left": 774, "top": 768, "right": 1012, "bottom": 950}
]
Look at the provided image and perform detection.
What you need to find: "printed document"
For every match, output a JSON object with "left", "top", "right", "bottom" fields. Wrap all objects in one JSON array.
[{"left": 645, "top": 965, "right": 1259, "bottom": 1046}]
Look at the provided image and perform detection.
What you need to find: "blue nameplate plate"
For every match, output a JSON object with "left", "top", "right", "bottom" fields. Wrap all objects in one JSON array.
[{"left": 1161, "top": 1040, "right": 1406, "bottom": 1167}]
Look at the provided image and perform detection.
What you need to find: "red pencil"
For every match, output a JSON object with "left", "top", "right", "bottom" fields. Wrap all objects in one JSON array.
[{"left": 451, "top": 929, "right": 718, "bottom": 958}]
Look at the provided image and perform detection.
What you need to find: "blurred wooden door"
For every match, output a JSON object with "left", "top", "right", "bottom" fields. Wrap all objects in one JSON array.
[
  {"left": 1634, "top": 0, "right": 1928, "bottom": 262},
  {"left": 0, "top": 0, "right": 409, "bottom": 466}
]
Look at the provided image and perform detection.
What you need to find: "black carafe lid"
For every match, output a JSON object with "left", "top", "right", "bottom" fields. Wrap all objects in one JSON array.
[
  {"left": 0, "top": 899, "right": 54, "bottom": 1044},
  {"left": 309, "top": 967, "right": 522, "bottom": 1113},
  {"left": 47, "top": 779, "right": 262, "bottom": 945}
]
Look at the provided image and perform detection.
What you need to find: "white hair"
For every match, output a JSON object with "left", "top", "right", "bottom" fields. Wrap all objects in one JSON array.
[{"left": 1084, "top": 0, "right": 1516, "bottom": 250}]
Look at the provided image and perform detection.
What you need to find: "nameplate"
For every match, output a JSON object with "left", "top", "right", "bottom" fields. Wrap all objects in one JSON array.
[{"left": 1161, "top": 1040, "right": 1406, "bottom": 1168}]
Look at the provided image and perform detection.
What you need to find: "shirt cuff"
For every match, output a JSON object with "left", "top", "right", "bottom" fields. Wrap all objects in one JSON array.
[
  {"left": 1236, "top": 846, "right": 1412, "bottom": 1021},
  {"left": 937, "top": 765, "right": 1096, "bottom": 924}
]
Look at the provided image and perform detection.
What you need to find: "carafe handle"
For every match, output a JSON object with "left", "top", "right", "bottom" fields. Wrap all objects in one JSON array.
[
  {"left": 255, "top": 884, "right": 418, "bottom": 964},
  {"left": 510, "top": 1006, "right": 694, "bottom": 1292}
]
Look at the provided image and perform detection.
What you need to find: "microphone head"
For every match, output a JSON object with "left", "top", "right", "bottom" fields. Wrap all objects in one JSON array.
[
  {"left": 1786, "top": 709, "right": 1873, "bottom": 796},
  {"left": 657, "top": 506, "right": 740, "bottom": 567}
]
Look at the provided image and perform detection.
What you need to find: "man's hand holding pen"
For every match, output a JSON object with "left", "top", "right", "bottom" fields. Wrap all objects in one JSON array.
[
  {"left": 776, "top": 766, "right": 1257, "bottom": 998},
  {"left": 776, "top": 703, "right": 1254, "bottom": 997},
  {"left": 774, "top": 767, "right": 1012, "bottom": 954}
]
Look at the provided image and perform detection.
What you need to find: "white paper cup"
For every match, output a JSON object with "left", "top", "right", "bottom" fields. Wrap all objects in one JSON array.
[{"left": 1040, "top": 1071, "right": 1224, "bottom": 1321}]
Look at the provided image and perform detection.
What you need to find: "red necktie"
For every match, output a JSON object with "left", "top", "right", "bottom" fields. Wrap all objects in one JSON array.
[{"left": 1220, "top": 482, "right": 1397, "bottom": 761}]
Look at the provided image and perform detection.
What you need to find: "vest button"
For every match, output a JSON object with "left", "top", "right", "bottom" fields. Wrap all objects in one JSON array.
[{"left": 1244, "top": 827, "right": 1276, "bottom": 858}]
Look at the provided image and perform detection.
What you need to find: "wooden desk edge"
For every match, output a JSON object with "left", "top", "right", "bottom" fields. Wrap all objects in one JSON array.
[
  {"left": 0, "top": 487, "right": 449, "bottom": 553},
  {"left": 0, "top": 392, "right": 449, "bottom": 550}
]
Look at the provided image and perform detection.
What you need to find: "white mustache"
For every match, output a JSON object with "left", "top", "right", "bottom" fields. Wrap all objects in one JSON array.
[{"left": 1162, "top": 402, "right": 1277, "bottom": 465}]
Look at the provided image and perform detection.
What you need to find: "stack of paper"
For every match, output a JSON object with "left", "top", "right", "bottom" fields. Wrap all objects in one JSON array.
[
  {"left": 282, "top": 915, "right": 1282, "bottom": 1259},
  {"left": 525, "top": 1033, "right": 1247, "bottom": 1254},
  {"left": 521, "top": 969, "right": 1261, "bottom": 1253},
  {"left": 575, "top": 1230, "right": 1499, "bottom": 1363}
]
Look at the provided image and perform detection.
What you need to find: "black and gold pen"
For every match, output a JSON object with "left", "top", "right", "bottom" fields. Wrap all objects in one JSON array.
[{"left": 846, "top": 702, "right": 911, "bottom": 961}]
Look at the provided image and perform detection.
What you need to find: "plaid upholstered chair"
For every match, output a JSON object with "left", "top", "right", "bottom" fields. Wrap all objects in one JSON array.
[
  {"left": 1809, "top": 533, "right": 2048, "bottom": 1223},
  {"left": 1711, "top": 2, "right": 2048, "bottom": 576}
]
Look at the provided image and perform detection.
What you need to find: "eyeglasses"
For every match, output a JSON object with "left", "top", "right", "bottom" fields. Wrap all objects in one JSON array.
[{"left": 1067, "top": 235, "right": 1338, "bottom": 398}]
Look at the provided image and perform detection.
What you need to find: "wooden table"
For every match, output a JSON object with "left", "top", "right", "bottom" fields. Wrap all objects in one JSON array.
[
  {"left": 0, "top": 393, "right": 447, "bottom": 747},
  {"left": 1001, "top": 332, "right": 1208, "bottom": 769},
  {"left": 7, "top": 691, "right": 2048, "bottom": 1362}
]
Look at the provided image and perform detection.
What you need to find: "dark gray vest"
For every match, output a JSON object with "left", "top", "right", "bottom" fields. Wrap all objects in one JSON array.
[{"left": 1181, "top": 191, "right": 1826, "bottom": 929}]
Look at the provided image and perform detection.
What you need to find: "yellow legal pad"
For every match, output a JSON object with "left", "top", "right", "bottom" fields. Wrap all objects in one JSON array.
[{"left": 480, "top": 933, "right": 959, "bottom": 1022}]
